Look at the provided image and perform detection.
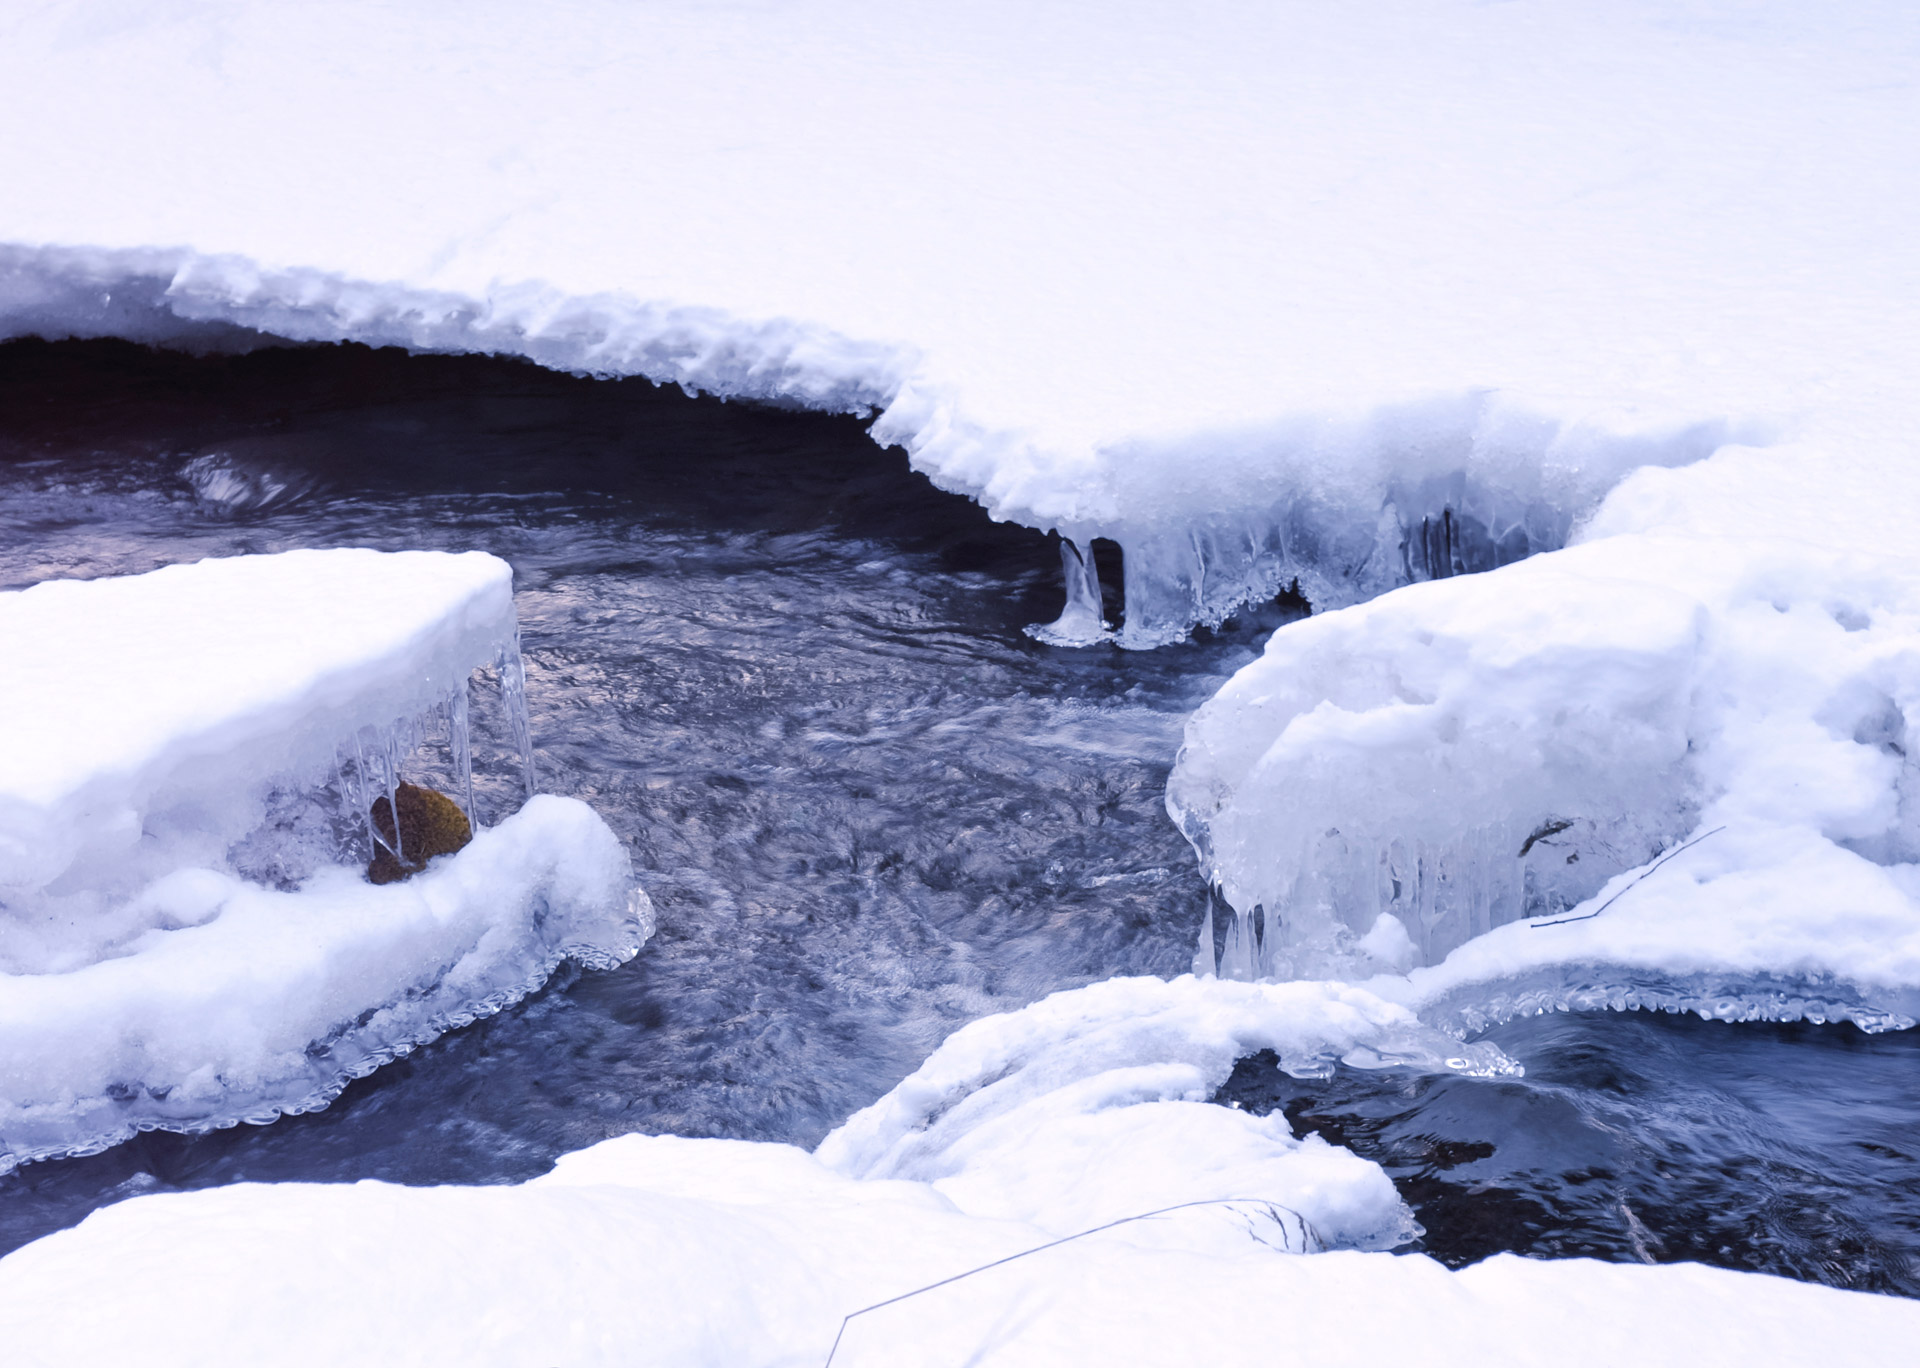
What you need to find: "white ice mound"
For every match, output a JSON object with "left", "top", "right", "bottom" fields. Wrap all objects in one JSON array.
[
  {"left": 0, "top": 798, "right": 643, "bottom": 1170},
  {"left": 1169, "top": 506, "right": 1920, "bottom": 1029},
  {"left": 819, "top": 974, "right": 1514, "bottom": 1252},
  {"left": 0, "top": 550, "right": 648, "bottom": 1169}
]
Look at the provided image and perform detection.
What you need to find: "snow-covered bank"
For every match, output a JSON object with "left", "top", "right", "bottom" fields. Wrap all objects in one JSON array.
[
  {"left": 1170, "top": 430, "right": 1920, "bottom": 1028},
  {"left": 3, "top": 976, "right": 1914, "bottom": 1367},
  {"left": 0, "top": 551, "right": 648, "bottom": 1170},
  {"left": 4, "top": 1, "right": 1915, "bottom": 640}
]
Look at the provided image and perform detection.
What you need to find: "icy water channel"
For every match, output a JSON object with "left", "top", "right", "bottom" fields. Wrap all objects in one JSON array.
[{"left": 3, "top": 338, "right": 1919, "bottom": 1297}]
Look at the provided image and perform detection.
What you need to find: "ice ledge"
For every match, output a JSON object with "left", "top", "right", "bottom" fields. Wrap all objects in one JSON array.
[{"left": 0, "top": 243, "right": 908, "bottom": 415}]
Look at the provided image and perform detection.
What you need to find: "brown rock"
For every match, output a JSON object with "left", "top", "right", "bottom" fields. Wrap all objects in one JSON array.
[{"left": 367, "top": 781, "right": 473, "bottom": 884}]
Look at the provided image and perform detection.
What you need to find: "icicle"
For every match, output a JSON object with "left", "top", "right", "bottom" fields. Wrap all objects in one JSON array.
[
  {"left": 1192, "top": 894, "right": 1218, "bottom": 978},
  {"left": 1219, "top": 904, "right": 1258, "bottom": 981},
  {"left": 383, "top": 730, "right": 405, "bottom": 863},
  {"left": 334, "top": 745, "right": 364, "bottom": 860},
  {"left": 351, "top": 730, "right": 388, "bottom": 858},
  {"left": 448, "top": 680, "right": 476, "bottom": 830},
  {"left": 499, "top": 635, "right": 537, "bottom": 800},
  {"left": 1259, "top": 902, "right": 1283, "bottom": 979},
  {"left": 1025, "top": 538, "right": 1112, "bottom": 646}
]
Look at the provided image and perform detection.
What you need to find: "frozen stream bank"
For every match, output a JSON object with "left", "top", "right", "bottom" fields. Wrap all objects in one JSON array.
[{"left": 2, "top": 339, "right": 1918, "bottom": 1300}]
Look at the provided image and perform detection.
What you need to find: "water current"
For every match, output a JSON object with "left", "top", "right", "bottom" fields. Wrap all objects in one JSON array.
[{"left": 2, "top": 337, "right": 1917, "bottom": 1298}]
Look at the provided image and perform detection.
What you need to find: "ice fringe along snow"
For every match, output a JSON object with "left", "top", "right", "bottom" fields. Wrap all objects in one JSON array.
[
  {"left": 4, "top": 974, "right": 1919, "bottom": 1368},
  {"left": 0, "top": 550, "right": 649, "bottom": 1172},
  {"left": 0, "top": 246, "right": 1736, "bottom": 650}
]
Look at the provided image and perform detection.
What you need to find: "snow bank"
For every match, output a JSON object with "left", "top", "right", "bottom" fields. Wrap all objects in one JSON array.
[
  {"left": 2, "top": 978, "right": 1914, "bottom": 1366},
  {"left": 819, "top": 974, "right": 1514, "bottom": 1251},
  {"left": 3, "top": 2, "right": 1913, "bottom": 641},
  {"left": 1170, "top": 428, "right": 1920, "bottom": 1028},
  {"left": 0, "top": 551, "right": 648, "bottom": 1169}
]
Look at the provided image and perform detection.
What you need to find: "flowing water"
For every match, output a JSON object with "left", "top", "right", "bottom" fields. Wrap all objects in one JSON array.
[{"left": 2, "top": 337, "right": 1917, "bottom": 1299}]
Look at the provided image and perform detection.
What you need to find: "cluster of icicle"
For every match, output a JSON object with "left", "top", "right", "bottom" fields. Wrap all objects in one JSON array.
[
  {"left": 1183, "top": 806, "right": 1687, "bottom": 982},
  {"left": 1027, "top": 495, "right": 1548, "bottom": 650},
  {"left": 1024, "top": 407, "right": 1734, "bottom": 650},
  {"left": 333, "top": 638, "right": 536, "bottom": 863}
]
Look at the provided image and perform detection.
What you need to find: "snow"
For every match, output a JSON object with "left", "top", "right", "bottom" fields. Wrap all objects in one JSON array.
[
  {"left": 4, "top": 0, "right": 1920, "bottom": 1336},
  {"left": 0, "top": 551, "right": 649, "bottom": 1170},
  {"left": 2, "top": 976, "right": 1916, "bottom": 1366},
  {"left": 1, "top": 1, "right": 1914, "bottom": 639}
]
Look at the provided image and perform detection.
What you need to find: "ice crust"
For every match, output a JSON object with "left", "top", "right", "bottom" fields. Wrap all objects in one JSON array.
[
  {"left": 3, "top": 976, "right": 1917, "bottom": 1367},
  {"left": 0, "top": 797, "right": 646, "bottom": 1172},
  {"left": 0, "top": 551, "right": 649, "bottom": 1169},
  {"left": 3, "top": 2, "right": 1912, "bottom": 642}
]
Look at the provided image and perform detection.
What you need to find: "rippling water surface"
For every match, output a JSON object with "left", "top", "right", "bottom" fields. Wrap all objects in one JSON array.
[{"left": 2, "top": 337, "right": 1916, "bottom": 1298}]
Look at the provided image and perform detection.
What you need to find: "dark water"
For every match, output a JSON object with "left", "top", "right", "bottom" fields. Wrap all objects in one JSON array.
[
  {"left": 2, "top": 338, "right": 1917, "bottom": 1302},
  {"left": 1218, "top": 1010, "right": 1920, "bottom": 1295}
]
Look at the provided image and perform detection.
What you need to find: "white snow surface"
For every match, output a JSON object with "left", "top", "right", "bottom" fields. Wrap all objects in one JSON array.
[
  {"left": 818, "top": 973, "right": 1517, "bottom": 1248},
  {"left": 2, "top": 976, "right": 1915, "bottom": 1367},
  {"left": 3, "top": 1, "right": 1915, "bottom": 638},
  {"left": 0, "top": 551, "right": 649, "bottom": 1169}
]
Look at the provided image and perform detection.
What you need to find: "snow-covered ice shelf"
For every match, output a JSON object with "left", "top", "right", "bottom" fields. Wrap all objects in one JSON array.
[
  {"left": 1, "top": 548, "right": 511, "bottom": 898},
  {"left": 0, "top": 551, "right": 649, "bottom": 1170}
]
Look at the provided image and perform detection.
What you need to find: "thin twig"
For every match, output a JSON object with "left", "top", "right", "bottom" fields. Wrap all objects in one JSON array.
[
  {"left": 821, "top": 1196, "right": 1314, "bottom": 1367},
  {"left": 1530, "top": 825, "right": 1727, "bottom": 928}
]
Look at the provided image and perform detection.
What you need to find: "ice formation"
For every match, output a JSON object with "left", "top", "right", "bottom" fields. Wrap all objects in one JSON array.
[
  {"left": 3, "top": 975, "right": 1916, "bottom": 1366},
  {"left": 0, "top": 551, "right": 648, "bottom": 1169}
]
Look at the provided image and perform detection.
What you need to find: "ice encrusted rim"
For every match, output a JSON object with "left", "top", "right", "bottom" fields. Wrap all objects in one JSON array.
[
  {"left": 1415, "top": 963, "right": 1920, "bottom": 1039},
  {"left": 0, "top": 927, "right": 646, "bottom": 1177}
]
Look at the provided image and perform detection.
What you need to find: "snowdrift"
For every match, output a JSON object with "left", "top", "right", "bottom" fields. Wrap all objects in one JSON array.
[{"left": 0, "top": 551, "right": 648, "bottom": 1170}]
